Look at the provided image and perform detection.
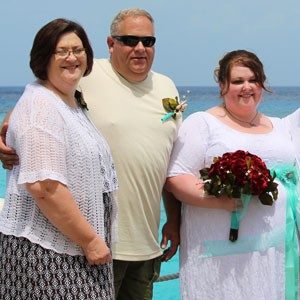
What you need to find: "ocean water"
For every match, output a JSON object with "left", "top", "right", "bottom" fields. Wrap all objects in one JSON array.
[{"left": 0, "top": 86, "right": 299, "bottom": 299}]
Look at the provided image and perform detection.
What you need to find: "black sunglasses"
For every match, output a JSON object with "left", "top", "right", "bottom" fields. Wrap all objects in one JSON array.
[{"left": 112, "top": 35, "right": 156, "bottom": 47}]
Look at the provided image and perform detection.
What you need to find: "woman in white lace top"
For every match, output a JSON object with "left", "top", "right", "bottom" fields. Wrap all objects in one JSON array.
[
  {"left": 165, "top": 50, "right": 300, "bottom": 299},
  {"left": 0, "top": 19, "right": 118, "bottom": 299}
]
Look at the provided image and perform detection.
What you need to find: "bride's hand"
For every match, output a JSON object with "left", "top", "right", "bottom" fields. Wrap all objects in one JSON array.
[
  {"left": 195, "top": 179, "right": 204, "bottom": 190},
  {"left": 197, "top": 182, "right": 242, "bottom": 212},
  {"left": 222, "top": 197, "right": 243, "bottom": 212}
]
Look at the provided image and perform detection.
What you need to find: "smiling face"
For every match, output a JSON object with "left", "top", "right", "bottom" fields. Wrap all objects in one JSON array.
[
  {"left": 47, "top": 32, "right": 87, "bottom": 93},
  {"left": 107, "top": 16, "right": 155, "bottom": 82},
  {"left": 222, "top": 65, "right": 263, "bottom": 116}
]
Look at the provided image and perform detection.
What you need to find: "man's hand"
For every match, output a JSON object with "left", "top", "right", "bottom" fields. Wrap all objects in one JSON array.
[
  {"left": 160, "top": 220, "right": 180, "bottom": 262},
  {"left": 0, "top": 122, "right": 18, "bottom": 170},
  {"left": 160, "top": 189, "right": 181, "bottom": 261}
]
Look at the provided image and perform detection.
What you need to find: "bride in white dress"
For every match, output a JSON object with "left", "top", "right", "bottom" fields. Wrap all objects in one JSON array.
[{"left": 165, "top": 50, "right": 300, "bottom": 300}]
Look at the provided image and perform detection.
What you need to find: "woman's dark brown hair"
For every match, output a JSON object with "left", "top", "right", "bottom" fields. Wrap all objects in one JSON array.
[
  {"left": 214, "top": 50, "right": 270, "bottom": 96},
  {"left": 30, "top": 18, "right": 93, "bottom": 80}
]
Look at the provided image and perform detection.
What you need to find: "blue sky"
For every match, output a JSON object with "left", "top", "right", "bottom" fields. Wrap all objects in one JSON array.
[{"left": 1, "top": 0, "right": 300, "bottom": 87}]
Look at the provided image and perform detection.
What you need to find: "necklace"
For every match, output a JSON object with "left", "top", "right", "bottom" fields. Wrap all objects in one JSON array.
[{"left": 223, "top": 105, "right": 258, "bottom": 127}]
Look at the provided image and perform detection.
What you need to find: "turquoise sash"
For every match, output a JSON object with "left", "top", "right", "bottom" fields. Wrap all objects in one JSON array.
[{"left": 272, "top": 165, "right": 299, "bottom": 300}]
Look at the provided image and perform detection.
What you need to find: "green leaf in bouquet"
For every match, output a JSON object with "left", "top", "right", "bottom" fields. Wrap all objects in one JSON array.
[
  {"left": 232, "top": 186, "right": 241, "bottom": 198},
  {"left": 224, "top": 183, "right": 233, "bottom": 196},
  {"left": 265, "top": 181, "right": 278, "bottom": 201},
  {"left": 199, "top": 168, "right": 209, "bottom": 180},
  {"left": 242, "top": 182, "right": 251, "bottom": 195},
  {"left": 204, "top": 181, "right": 212, "bottom": 193},
  {"left": 271, "top": 188, "right": 278, "bottom": 201},
  {"left": 210, "top": 185, "right": 219, "bottom": 196},
  {"left": 269, "top": 181, "right": 278, "bottom": 191},
  {"left": 211, "top": 180, "right": 222, "bottom": 196},
  {"left": 259, "top": 193, "right": 274, "bottom": 206},
  {"left": 226, "top": 172, "right": 236, "bottom": 185}
]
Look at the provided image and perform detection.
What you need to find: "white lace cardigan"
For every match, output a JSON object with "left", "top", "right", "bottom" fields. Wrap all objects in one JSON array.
[{"left": 0, "top": 82, "right": 118, "bottom": 256}]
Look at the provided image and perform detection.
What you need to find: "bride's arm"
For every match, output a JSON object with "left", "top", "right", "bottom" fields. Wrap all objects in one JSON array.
[{"left": 165, "top": 174, "right": 236, "bottom": 211}]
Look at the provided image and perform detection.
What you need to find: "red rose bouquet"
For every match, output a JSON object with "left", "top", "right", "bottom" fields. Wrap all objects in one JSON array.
[{"left": 199, "top": 150, "right": 278, "bottom": 241}]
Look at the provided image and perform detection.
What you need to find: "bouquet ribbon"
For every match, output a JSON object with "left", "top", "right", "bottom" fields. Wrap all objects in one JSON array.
[{"left": 229, "top": 194, "right": 252, "bottom": 241}]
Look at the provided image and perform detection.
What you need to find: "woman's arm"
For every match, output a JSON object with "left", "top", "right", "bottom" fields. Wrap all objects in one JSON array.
[
  {"left": 26, "top": 179, "right": 111, "bottom": 265},
  {"left": 165, "top": 174, "right": 236, "bottom": 211}
]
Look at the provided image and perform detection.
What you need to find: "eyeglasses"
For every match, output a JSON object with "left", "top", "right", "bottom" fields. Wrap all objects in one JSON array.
[
  {"left": 54, "top": 48, "right": 86, "bottom": 59},
  {"left": 112, "top": 35, "right": 156, "bottom": 47}
]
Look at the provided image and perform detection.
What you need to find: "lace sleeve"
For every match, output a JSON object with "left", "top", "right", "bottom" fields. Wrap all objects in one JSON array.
[{"left": 7, "top": 88, "right": 68, "bottom": 186}]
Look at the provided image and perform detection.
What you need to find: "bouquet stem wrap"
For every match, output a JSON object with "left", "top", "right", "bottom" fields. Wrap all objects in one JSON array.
[{"left": 229, "top": 194, "right": 251, "bottom": 242}]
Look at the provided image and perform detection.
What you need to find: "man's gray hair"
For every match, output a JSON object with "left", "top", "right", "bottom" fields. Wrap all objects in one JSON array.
[{"left": 110, "top": 8, "right": 154, "bottom": 35}]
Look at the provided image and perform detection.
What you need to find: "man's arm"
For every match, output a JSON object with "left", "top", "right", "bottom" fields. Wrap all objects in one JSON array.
[
  {"left": 160, "top": 189, "right": 181, "bottom": 261},
  {"left": 0, "top": 112, "right": 19, "bottom": 169}
]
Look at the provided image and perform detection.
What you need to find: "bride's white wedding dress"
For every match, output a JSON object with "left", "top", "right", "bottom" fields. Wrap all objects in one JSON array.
[{"left": 168, "top": 111, "right": 300, "bottom": 300}]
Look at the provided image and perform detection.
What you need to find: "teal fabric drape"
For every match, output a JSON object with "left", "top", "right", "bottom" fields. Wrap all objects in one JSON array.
[{"left": 272, "top": 165, "right": 299, "bottom": 300}]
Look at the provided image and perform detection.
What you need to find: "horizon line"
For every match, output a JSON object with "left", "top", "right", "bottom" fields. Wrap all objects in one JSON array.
[{"left": 1, "top": 85, "right": 300, "bottom": 88}]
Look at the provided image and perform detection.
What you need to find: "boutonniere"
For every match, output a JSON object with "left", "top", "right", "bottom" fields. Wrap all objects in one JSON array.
[
  {"left": 75, "top": 90, "right": 89, "bottom": 110},
  {"left": 161, "top": 96, "right": 187, "bottom": 122}
]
